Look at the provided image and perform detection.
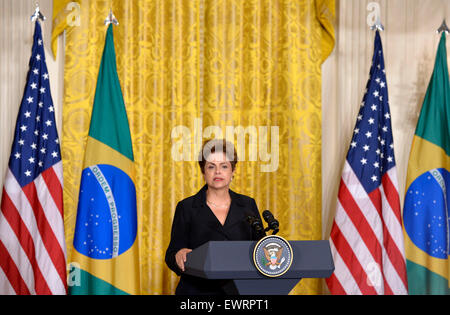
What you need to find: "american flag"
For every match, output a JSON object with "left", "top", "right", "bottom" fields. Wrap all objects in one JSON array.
[
  {"left": 326, "top": 31, "right": 408, "bottom": 295},
  {"left": 0, "top": 22, "right": 67, "bottom": 294}
]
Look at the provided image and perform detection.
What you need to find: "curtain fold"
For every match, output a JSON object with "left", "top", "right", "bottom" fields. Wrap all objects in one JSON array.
[{"left": 53, "top": 0, "right": 335, "bottom": 295}]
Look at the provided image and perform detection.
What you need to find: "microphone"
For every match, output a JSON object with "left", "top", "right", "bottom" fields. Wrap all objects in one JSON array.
[
  {"left": 262, "top": 210, "right": 279, "bottom": 235},
  {"left": 246, "top": 215, "right": 266, "bottom": 240}
]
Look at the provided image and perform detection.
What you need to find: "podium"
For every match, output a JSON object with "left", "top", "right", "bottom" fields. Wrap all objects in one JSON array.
[{"left": 184, "top": 240, "right": 334, "bottom": 295}]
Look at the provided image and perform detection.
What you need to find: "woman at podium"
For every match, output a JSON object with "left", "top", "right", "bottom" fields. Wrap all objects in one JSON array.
[{"left": 165, "top": 139, "right": 263, "bottom": 295}]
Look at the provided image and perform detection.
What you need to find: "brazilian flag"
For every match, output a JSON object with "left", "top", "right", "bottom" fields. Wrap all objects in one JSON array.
[
  {"left": 70, "top": 25, "right": 140, "bottom": 295},
  {"left": 403, "top": 33, "right": 450, "bottom": 295}
]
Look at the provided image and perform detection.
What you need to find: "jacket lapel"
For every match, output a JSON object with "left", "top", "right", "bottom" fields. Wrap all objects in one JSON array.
[
  {"left": 192, "top": 185, "right": 227, "bottom": 233},
  {"left": 223, "top": 189, "right": 246, "bottom": 229},
  {"left": 191, "top": 185, "right": 246, "bottom": 234}
]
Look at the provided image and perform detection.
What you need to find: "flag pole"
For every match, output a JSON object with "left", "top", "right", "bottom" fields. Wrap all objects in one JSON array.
[
  {"left": 437, "top": 19, "right": 450, "bottom": 34},
  {"left": 370, "top": 15, "right": 384, "bottom": 32},
  {"left": 367, "top": 2, "right": 384, "bottom": 32},
  {"left": 30, "top": 1, "right": 46, "bottom": 22},
  {"left": 104, "top": 8, "right": 119, "bottom": 26}
]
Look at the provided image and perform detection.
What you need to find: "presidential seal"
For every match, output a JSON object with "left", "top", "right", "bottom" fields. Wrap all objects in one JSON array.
[{"left": 253, "top": 235, "right": 293, "bottom": 277}]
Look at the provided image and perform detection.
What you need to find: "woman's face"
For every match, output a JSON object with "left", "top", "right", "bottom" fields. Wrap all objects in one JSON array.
[{"left": 203, "top": 152, "right": 235, "bottom": 190}]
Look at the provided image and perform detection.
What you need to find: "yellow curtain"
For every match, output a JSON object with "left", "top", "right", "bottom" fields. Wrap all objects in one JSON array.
[{"left": 52, "top": 0, "right": 334, "bottom": 295}]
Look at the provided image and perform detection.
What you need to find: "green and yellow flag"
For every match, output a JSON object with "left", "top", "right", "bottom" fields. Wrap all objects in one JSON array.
[
  {"left": 403, "top": 33, "right": 450, "bottom": 295},
  {"left": 69, "top": 24, "right": 140, "bottom": 295}
]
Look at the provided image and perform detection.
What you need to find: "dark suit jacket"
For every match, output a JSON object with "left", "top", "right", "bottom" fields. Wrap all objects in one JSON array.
[{"left": 165, "top": 185, "right": 262, "bottom": 295}]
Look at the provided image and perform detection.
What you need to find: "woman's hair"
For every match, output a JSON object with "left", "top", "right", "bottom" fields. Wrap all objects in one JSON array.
[{"left": 198, "top": 139, "right": 238, "bottom": 174}]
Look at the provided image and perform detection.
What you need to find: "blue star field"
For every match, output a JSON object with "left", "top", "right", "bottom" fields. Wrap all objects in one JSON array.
[{"left": 73, "top": 164, "right": 137, "bottom": 260}]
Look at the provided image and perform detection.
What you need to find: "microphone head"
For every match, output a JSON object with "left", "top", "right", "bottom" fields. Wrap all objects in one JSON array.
[
  {"left": 246, "top": 215, "right": 256, "bottom": 226},
  {"left": 262, "top": 210, "right": 273, "bottom": 221},
  {"left": 262, "top": 210, "right": 279, "bottom": 230},
  {"left": 246, "top": 215, "right": 264, "bottom": 232}
]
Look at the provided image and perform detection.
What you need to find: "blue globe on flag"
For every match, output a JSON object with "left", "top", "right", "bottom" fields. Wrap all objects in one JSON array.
[
  {"left": 73, "top": 164, "right": 137, "bottom": 259},
  {"left": 403, "top": 168, "right": 450, "bottom": 259}
]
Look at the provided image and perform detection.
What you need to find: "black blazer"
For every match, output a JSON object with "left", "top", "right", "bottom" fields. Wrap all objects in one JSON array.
[{"left": 165, "top": 185, "right": 262, "bottom": 295}]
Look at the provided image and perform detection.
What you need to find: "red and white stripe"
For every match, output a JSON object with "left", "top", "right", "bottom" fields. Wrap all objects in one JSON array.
[
  {"left": 0, "top": 161, "right": 67, "bottom": 295},
  {"left": 326, "top": 161, "right": 408, "bottom": 295}
]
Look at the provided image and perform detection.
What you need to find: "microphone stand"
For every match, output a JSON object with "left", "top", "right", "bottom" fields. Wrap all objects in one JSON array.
[{"left": 265, "top": 226, "right": 279, "bottom": 235}]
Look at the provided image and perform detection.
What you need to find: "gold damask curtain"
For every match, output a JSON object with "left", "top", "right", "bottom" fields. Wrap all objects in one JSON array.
[{"left": 52, "top": 0, "right": 334, "bottom": 294}]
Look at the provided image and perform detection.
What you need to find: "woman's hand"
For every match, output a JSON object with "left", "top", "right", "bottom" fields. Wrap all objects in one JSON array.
[{"left": 175, "top": 248, "right": 192, "bottom": 272}]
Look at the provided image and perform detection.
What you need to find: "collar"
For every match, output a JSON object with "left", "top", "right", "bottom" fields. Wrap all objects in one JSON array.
[{"left": 192, "top": 184, "right": 245, "bottom": 208}]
